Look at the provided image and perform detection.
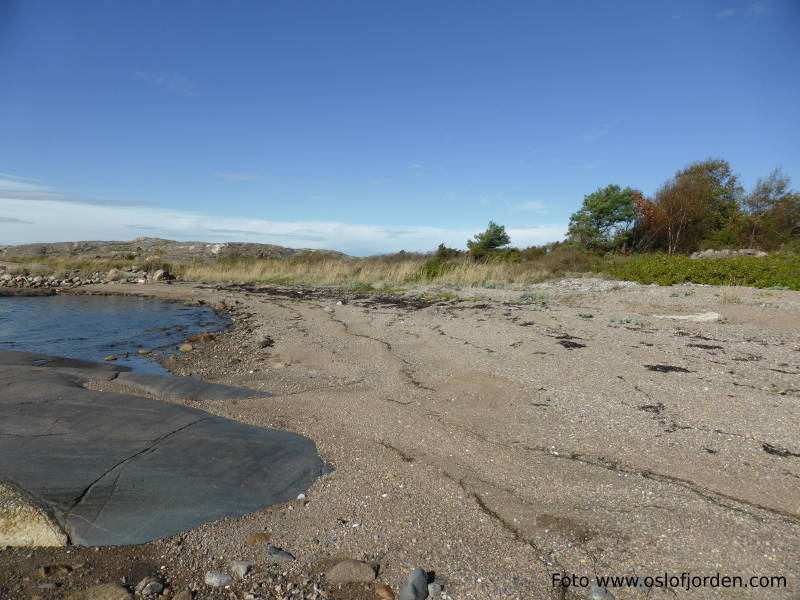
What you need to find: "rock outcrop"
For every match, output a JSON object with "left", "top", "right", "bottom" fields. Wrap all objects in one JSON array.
[{"left": 0, "top": 350, "right": 327, "bottom": 546}]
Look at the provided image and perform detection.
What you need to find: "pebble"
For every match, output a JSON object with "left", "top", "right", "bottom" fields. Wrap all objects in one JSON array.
[
  {"left": 179, "top": 343, "right": 193, "bottom": 352},
  {"left": 586, "top": 583, "right": 615, "bottom": 599},
  {"left": 103, "top": 355, "right": 117, "bottom": 361},
  {"left": 204, "top": 572, "right": 232, "bottom": 587},
  {"left": 375, "top": 583, "right": 396, "bottom": 599},
  {"left": 135, "top": 576, "right": 164, "bottom": 595},
  {"left": 325, "top": 559, "right": 377, "bottom": 583},
  {"left": 231, "top": 560, "right": 254, "bottom": 578},
  {"left": 323, "top": 306, "right": 335, "bottom": 312},
  {"left": 246, "top": 531, "right": 271, "bottom": 545},
  {"left": 173, "top": 591, "right": 192, "bottom": 600},
  {"left": 38, "top": 582, "right": 59, "bottom": 589},
  {"left": 398, "top": 568, "right": 429, "bottom": 600},
  {"left": 267, "top": 545, "right": 296, "bottom": 563}
]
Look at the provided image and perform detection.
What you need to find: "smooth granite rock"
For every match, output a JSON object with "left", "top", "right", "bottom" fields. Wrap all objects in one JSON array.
[
  {"left": 116, "top": 371, "right": 272, "bottom": 400},
  {"left": 0, "top": 350, "right": 327, "bottom": 546}
]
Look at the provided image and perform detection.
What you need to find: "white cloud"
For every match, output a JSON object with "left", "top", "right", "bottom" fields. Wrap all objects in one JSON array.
[
  {"left": 510, "top": 200, "right": 549, "bottom": 214},
  {"left": 136, "top": 69, "right": 194, "bottom": 95},
  {"left": 716, "top": 8, "right": 735, "bottom": 19},
  {"left": 0, "top": 197, "right": 567, "bottom": 256},
  {"left": 0, "top": 177, "right": 152, "bottom": 206}
]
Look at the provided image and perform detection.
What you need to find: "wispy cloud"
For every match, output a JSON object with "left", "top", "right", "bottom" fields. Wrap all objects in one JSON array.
[
  {"left": 747, "top": 0, "right": 771, "bottom": 17},
  {"left": 581, "top": 128, "right": 608, "bottom": 143},
  {"left": 510, "top": 200, "right": 549, "bottom": 214},
  {"left": 580, "top": 162, "right": 600, "bottom": 170},
  {"left": 0, "top": 196, "right": 567, "bottom": 255},
  {"left": 136, "top": 69, "right": 194, "bottom": 95},
  {"left": 0, "top": 216, "right": 34, "bottom": 224},
  {"left": 213, "top": 172, "right": 265, "bottom": 181},
  {"left": 716, "top": 8, "right": 735, "bottom": 19},
  {"left": 0, "top": 177, "right": 153, "bottom": 207},
  {"left": 0, "top": 173, "right": 38, "bottom": 181}
]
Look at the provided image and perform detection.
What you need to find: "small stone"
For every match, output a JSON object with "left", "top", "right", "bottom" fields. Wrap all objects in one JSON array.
[
  {"left": 135, "top": 576, "right": 163, "bottom": 595},
  {"left": 231, "top": 560, "right": 254, "bottom": 578},
  {"left": 137, "top": 349, "right": 152, "bottom": 355},
  {"left": 204, "top": 572, "right": 232, "bottom": 587},
  {"left": 65, "top": 583, "right": 133, "bottom": 600},
  {"left": 38, "top": 582, "right": 59, "bottom": 589},
  {"left": 259, "top": 336, "right": 274, "bottom": 348},
  {"left": 103, "top": 355, "right": 117, "bottom": 361},
  {"left": 173, "top": 590, "right": 192, "bottom": 600},
  {"left": 427, "top": 582, "right": 443, "bottom": 596},
  {"left": 246, "top": 531, "right": 271, "bottom": 545},
  {"left": 375, "top": 584, "right": 395, "bottom": 600},
  {"left": 586, "top": 583, "right": 615, "bottom": 600},
  {"left": 187, "top": 332, "right": 215, "bottom": 343},
  {"left": 325, "top": 559, "right": 378, "bottom": 583},
  {"left": 323, "top": 306, "right": 335, "bottom": 313},
  {"left": 398, "top": 568, "right": 428, "bottom": 600},
  {"left": 179, "top": 343, "right": 193, "bottom": 352},
  {"left": 267, "top": 545, "right": 295, "bottom": 564}
]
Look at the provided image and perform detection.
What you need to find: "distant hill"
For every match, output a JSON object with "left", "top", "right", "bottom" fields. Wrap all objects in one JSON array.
[{"left": 0, "top": 237, "right": 347, "bottom": 262}]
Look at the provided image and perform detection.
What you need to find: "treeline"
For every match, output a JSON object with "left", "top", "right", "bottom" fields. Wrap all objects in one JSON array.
[
  {"left": 569, "top": 159, "right": 799, "bottom": 255},
  {"left": 435, "top": 158, "right": 799, "bottom": 262}
]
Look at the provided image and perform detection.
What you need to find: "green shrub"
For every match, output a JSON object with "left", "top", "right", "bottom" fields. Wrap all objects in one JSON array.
[
  {"left": 606, "top": 254, "right": 800, "bottom": 289},
  {"left": 418, "top": 258, "right": 458, "bottom": 280}
]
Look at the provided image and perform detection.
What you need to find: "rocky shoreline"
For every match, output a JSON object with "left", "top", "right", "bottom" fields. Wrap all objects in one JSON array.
[{"left": 0, "top": 265, "right": 175, "bottom": 292}]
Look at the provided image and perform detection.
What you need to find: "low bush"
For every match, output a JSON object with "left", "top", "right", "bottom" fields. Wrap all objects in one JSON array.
[{"left": 606, "top": 254, "right": 800, "bottom": 289}]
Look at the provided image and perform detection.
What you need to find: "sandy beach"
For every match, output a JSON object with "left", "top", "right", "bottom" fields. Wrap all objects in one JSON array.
[{"left": 2, "top": 278, "right": 799, "bottom": 599}]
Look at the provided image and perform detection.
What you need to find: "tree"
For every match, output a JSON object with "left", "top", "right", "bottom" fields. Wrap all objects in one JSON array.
[
  {"left": 467, "top": 221, "right": 511, "bottom": 259},
  {"left": 567, "top": 184, "right": 638, "bottom": 250},
  {"left": 648, "top": 159, "right": 743, "bottom": 254},
  {"left": 742, "top": 168, "right": 795, "bottom": 248}
]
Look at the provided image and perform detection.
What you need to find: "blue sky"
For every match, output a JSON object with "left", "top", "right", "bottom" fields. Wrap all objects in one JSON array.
[{"left": 1, "top": 0, "right": 798, "bottom": 255}]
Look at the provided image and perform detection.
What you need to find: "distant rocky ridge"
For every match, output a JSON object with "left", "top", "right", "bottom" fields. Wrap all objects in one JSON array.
[{"left": 0, "top": 237, "right": 347, "bottom": 261}]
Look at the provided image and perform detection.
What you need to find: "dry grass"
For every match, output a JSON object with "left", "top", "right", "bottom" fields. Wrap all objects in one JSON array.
[
  {"left": 182, "top": 257, "right": 427, "bottom": 287},
  {"left": 2, "top": 253, "right": 561, "bottom": 289},
  {"left": 182, "top": 256, "right": 555, "bottom": 288},
  {"left": 719, "top": 291, "right": 743, "bottom": 305}
]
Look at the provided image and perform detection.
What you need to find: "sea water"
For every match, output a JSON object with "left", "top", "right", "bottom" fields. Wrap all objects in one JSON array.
[{"left": 0, "top": 295, "right": 227, "bottom": 374}]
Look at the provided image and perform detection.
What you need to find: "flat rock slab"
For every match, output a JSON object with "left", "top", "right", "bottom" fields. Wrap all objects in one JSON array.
[
  {"left": 116, "top": 372, "right": 272, "bottom": 400},
  {"left": 0, "top": 351, "right": 326, "bottom": 546}
]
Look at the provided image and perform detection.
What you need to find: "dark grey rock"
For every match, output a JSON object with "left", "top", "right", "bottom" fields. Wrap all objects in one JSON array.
[
  {"left": 267, "top": 546, "right": 296, "bottom": 564},
  {"left": 0, "top": 351, "right": 327, "bottom": 546},
  {"left": 398, "top": 568, "right": 428, "bottom": 600}
]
